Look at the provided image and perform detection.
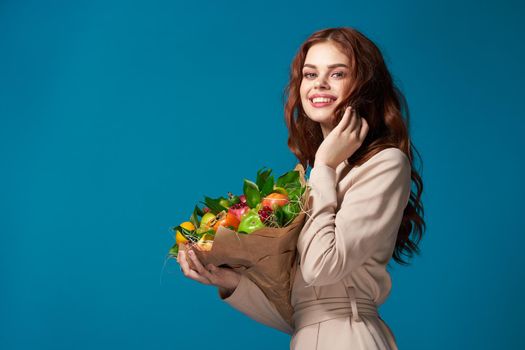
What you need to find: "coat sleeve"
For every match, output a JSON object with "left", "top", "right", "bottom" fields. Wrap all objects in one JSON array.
[
  {"left": 217, "top": 274, "right": 294, "bottom": 335},
  {"left": 297, "top": 148, "right": 412, "bottom": 287}
]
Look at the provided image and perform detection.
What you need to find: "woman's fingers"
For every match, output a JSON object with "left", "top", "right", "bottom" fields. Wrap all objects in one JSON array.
[
  {"left": 343, "top": 110, "right": 361, "bottom": 135},
  {"left": 345, "top": 107, "right": 358, "bottom": 132},
  {"left": 178, "top": 248, "right": 211, "bottom": 285},
  {"left": 187, "top": 249, "right": 216, "bottom": 283},
  {"left": 335, "top": 106, "right": 352, "bottom": 131},
  {"left": 352, "top": 109, "right": 362, "bottom": 135}
]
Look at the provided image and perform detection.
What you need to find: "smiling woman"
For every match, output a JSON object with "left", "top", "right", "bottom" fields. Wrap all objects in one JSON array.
[{"left": 180, "top": 26, "right": 426, "bottom": 350}]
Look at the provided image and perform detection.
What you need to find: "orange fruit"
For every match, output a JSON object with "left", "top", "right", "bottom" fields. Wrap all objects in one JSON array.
[
  {"left": 261, "top": 193, "right": 289, "bottom": 209},
  {"left": 176, "top": 221, "right": 195, "bottom": 244},
  {"left": 212, "top": 211, "right": 240, "bottom": 232}
]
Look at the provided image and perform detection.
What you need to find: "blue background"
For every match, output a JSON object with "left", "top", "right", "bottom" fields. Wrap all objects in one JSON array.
[{"left": 1, "top": 0, "right": 524, "bottom": 349}]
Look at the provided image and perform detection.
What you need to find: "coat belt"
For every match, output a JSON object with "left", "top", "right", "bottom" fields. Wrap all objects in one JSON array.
[{"left": 292, "top": 287, "right": 379, "bottom": 331}]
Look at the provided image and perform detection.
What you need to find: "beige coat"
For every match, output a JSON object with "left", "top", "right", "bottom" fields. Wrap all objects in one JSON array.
[{"left": 218, "top": 147, "right": 412, "bottom": 349}]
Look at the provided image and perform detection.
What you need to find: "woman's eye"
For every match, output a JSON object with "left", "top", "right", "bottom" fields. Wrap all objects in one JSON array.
[{"left": 302, "top": 71, "right": 345, "bottom": 79}]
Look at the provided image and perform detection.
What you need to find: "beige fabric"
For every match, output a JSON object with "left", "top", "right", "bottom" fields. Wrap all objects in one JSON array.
[{"left": 219, "top": 147, "right": 411, "bottom": 349}]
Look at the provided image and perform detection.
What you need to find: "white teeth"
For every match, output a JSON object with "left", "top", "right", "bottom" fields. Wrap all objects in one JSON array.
[{"left": 311, "top": 97, "right": 335, "bottom": 103}]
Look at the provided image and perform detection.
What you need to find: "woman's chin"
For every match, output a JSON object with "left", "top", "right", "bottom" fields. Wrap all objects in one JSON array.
[{"left": 305, "top": 112, "right": 334, "bottom": 125}]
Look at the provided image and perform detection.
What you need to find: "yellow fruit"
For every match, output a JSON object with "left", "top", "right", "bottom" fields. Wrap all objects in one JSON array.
[
  {"left": 200, "top": 212, "right": 217, "bottom": 229},
  {"left": 180, "top": 221, "right": 196, "bottom": 230},
  {"left": 175, "top": 232, "right": 188, "bottom": 244},
  {"left": 175, "top": 221, "right": 195, "bottom": 244}
]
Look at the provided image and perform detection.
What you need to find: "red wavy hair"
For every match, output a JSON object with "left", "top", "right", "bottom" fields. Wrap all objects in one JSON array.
[{"left": 282, "top": 27, "right": 425, "bottom": 265}]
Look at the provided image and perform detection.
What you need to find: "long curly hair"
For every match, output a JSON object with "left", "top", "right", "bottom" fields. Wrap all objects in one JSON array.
[{"left": 282, "top": 27, "right": 425, "bottom": 265}]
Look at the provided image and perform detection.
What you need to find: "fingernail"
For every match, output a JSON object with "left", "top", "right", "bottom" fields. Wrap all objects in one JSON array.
[{"left": 188, "top": 250, "right": 194, "bottom": 256}]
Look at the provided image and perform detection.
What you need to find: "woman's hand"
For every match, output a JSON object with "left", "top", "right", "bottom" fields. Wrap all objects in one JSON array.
[
  {"left": 315, "top": 106, "right": 369, "bottom": 169},
  {"left": 177, "top": 245, "right": 241, "bottom": 293}
]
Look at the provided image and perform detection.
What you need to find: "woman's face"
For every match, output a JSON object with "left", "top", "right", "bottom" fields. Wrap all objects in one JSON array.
[{"left": 300, "top": 42, "right": 351, "bottom": 129}]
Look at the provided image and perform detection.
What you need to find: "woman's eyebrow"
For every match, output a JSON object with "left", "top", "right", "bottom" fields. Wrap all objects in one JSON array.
[{"left": 303, "top": 63, "right": 349, "bottom": 69}]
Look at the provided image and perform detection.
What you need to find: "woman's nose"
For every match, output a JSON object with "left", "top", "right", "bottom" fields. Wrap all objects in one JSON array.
[{"left": 314, "top": 77, "right": 329, "bottom": 89}]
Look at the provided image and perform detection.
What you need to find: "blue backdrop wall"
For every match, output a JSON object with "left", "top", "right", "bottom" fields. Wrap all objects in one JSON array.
[{"left": 1, "top": 1, "right": 524, "bottom": 349}]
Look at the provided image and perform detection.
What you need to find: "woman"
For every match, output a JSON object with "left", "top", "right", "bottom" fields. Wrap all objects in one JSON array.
[{"left": 178, "top": 27, "right": 425, "bottom": 349}]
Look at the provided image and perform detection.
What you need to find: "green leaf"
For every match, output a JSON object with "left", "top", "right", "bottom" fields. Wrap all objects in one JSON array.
[
  {"left": 243, "top": 179, "right": 261, "bottom": 209},
  {"left": 256, "top": 167, "right": 272, "bottom": 189},
  {"left": 190, "top": 205, "right": 201, "bottom": 228},
  {"left": 201, "top": 196, "right": 228, "bottom": 214},
  {"left": 273, "top": 205, "right": 287, "bottom": 226},
  {"left": 205, "top": 229, "right": 216, "bottom": 236},
  {"left": 276, "top": 170, "right": 300, "bottom": 188},
  {"left": 286, "top": 185, "right": 305, "bottom": 202},
  {"left": 282, "top": 201, "right": 300, "bottom": 226},
  {"left": 169, "top": 242, "right": 179, "bottom": 256},
  {"left": 195, "top": 206, "right": 204, "bottom": 217},
  {"left": 227, "top": 195, "right": 241, "bottom": 206},
  {"left": 260, "top": 175, "right": 275, "bottom": 197}
]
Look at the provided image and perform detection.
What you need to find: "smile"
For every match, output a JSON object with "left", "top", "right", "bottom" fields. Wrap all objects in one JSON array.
[{"left": 310, "top": 97, "right": 336, "bottom": 108}]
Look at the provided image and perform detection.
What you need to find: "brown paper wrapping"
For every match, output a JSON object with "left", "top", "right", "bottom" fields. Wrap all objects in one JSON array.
[{"left": 181, "top": 163, "right": 310, "bottom": 328}]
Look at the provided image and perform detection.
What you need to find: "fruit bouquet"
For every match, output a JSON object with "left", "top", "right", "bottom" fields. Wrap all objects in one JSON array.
[{"left": 168, "top": 163, "right": 310, "bottom": 327}]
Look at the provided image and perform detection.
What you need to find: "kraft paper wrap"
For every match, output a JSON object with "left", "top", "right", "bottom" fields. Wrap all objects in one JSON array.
[{"left": 180, "top": 163, "right": 310, "bottom": 328}]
